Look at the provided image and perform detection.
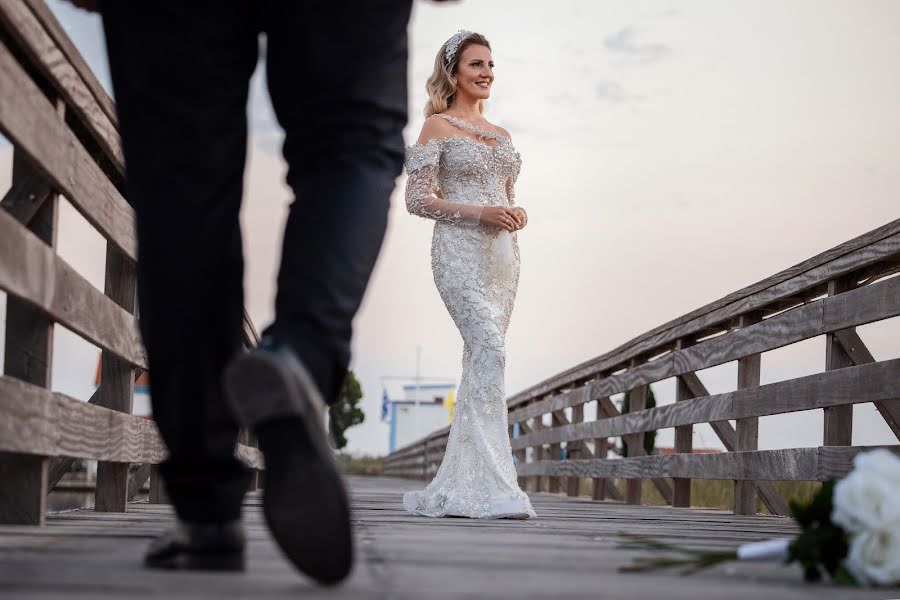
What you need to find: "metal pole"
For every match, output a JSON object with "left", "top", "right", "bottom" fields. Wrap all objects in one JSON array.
[{"left": 414, "top": 346, "right": 422, "bottom": 439}]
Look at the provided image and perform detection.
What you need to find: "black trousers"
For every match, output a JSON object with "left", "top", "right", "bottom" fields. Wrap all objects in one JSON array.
[{"left": 102, "top": 1, "right": 411, "bottom": 522}]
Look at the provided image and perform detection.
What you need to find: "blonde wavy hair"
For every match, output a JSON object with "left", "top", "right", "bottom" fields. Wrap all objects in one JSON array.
[{"left": 424, "top": 32, "right": 491, "bottom": 117}]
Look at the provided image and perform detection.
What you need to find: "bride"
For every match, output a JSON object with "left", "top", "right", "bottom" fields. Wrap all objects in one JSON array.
[{"left": 402, "top": 31, "right": 536, "bottom": 520}]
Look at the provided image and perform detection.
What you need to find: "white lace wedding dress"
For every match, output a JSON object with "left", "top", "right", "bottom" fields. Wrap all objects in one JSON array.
[{"left": 401, "top": 114, "right": 536, "bottom": 519}]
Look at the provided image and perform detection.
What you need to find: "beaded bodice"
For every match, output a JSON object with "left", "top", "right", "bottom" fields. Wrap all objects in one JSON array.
[{"left": 405, "top": 114, "right": 521, "bottom": 225}]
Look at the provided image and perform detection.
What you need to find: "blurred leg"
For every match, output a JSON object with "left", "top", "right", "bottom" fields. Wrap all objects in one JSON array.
[
  {"left": 262, "top": 0, "right": 413, "bottom": 403},
  {"left": 102, "top": 1, "right": 259, "bottom": 523}
]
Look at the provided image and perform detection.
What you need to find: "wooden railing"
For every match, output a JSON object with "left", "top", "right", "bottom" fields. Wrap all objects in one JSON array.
[
  {"left": 386, "top": 219, "right": 900, "bottom": 515},
  {"left": 0, "top": 0, "right": 262, "bottom": 525}
]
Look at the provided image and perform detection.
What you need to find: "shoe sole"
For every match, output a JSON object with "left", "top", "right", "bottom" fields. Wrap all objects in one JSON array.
[
  {"left": 224, "top": 350, "right": 353, "bottom": 585},
  {"left": 146, "top": 551, "right": 245, "bottom": 572}
]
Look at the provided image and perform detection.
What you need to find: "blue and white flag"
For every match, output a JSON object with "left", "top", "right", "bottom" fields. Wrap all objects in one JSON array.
[{"left": 380, "top": 388, "right": 390, "bottom": 422}]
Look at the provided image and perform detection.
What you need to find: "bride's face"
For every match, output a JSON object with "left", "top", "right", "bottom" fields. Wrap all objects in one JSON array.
[{"left": 454, "top": 44, "right": 494, "bottom": 101}]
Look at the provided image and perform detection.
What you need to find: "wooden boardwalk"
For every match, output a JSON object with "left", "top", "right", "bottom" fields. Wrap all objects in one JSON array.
[{"left": 0, "top": 476, "right": 884, "bottom": 599}]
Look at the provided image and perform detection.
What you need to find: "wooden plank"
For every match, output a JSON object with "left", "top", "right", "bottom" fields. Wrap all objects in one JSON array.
[
  {"left": 0, "top": 209, "right": 147, "bottom": 368},
  {"left": 21, "top": 0, "right": 118, "bottom": 125},
  {"left": 0, "top": 375, "right": 260, "bottom": 468},
  {"left": 626, "top": 382, "right": 646, "bottom": 505},
  {"left": 734, "top": 313, "right": 762, "bottom": 515},
  {"left": 532, "top": 414, "right": 546, "bottom": 492},
  {"left": 0, "top": 0, "right": 124, "bottom": 174},
  {"left": 507, "top": 224, "right": 900, "bottom": 409},
  {"left": 94, "top": 245, "right": 137, "bottom": 513},
  {"left": 0, "top": 452, "right": 47, "bottom": 525},
  {"left": 549, "top": 409, "right": 564, "bottom": 493},
  {"left": 566, "top": 403, "right": 584, "bottom": 497},
  {"left": 816, "top": 446, "right": 900, "bottom": 480},
  {"left": 0, "top": 148, "right": 56, "bottom": 526},
  {"left": 148, "top": 465, "right": 168, "bottom": 504},
  {"left": 517, "top": 448, "right": 821, "bottom": 481},
  {"left": 507, "top": 276, "right": 900, "bottom": 422},
  {"left": 0, "top": 41, "right": 137, "bottom": 259},
  {"left": 46, "top": 368, "right": 144, "bottom": 491},
  {"left": 823, "top": 279, "right": 854, "bottom": 447},
  {"left": 673, "top": 375, "right": 694, "bottom": 507}
]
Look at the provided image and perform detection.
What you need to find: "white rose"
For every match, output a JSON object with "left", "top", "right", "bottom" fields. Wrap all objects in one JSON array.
[
  {"left": 843, "top": 523, "right": 900, "bottom": 587},
  {"left": 853, "top": 448, "right": 900, "bottom": 486},
  {"left": 832, "top": 450, "right": 900, "bottom": 534}
]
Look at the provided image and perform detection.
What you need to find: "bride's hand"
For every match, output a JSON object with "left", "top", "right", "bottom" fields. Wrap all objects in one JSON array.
[
  {"left": 480, "top": 207, "right": 519, "bottom": 231},
  {"left": 511, "top": 207, "right": 528, "bottom": 230}
]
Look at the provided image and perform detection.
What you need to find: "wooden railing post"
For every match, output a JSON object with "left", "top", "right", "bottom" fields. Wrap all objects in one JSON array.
[
  {"left": 149, "top": 465, "right": 169, "bottom": 504},
  {"left": 625, "top": 365, "right": 647, "bottom": 505},
  {"left": 673, "top": 338, "right": 696, "bottom": 508},
  {"left": 532, "top": 415, "right": 545, "bottom": 492},
  {"left": 591, "top": 393, "right": 608, "bottom": 501},
  {"left": 734, "top": 313, "right": 762, "bottom": 515},
  {"left": 824, "top": 277, "right": 855, "bottom": 446},
  {"left": 0, "top": 148, "right": 58, "bottom": 525},
  {"left": 94, "top": 245, "right": 137, "bottom": 512},
  {"left": 548, "top": 409, "right": 564, "bottom": 493},
  {"left": 511, "top": 421, "right": 527, "bottom": 489},
  {"left": 566, "top": 403, "right": 584, "bottom": 497}
]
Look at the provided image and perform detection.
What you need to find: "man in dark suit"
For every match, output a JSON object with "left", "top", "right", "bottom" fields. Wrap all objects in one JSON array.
[{"left": 97, "top": 0, "right": 416, "bottom": 584}]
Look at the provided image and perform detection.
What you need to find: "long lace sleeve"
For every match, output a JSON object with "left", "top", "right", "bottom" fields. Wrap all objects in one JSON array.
[
  {"left": 405, "top": 140, "right": 483, "bottom": 225},
  {"left": 506, "top": 156, "right": 521, "bottom": 206}
]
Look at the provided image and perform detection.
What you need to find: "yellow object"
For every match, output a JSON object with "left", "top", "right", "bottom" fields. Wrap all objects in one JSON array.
[{"left": 444, "top": 388, "right": 456, "bottom": 422}]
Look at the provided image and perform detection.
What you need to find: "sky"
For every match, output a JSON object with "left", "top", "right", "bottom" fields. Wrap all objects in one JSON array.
[{"left": 0, "top": 0, "right": 898, "bottom": 457}]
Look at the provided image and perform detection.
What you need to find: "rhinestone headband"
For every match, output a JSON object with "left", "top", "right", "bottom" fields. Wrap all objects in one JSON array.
[{"left": 443, "top": 30, "right": 472, "bottom": 64}]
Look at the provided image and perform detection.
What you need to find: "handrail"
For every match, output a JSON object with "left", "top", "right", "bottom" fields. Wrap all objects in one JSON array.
[{"left": 0, "top": 0, "right": 262, "bottom": 525}]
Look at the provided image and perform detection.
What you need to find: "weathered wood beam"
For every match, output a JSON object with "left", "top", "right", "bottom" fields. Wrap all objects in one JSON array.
[
  {"left": 0, "top": 208, "right": 147, "bottom": 368},
  {"left": 735, "top": 313, "right": 762, "bottom": 515},
  {"left": 0, "top": 41, "right": 137, "bottom": 259},
  {"left": 517, "top": 446, "right": 899, "bottom": 482}
]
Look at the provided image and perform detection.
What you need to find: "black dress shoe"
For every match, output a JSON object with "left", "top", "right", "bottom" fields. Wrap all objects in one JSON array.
[
  {"left": 224, "top": 342, "right": 353, "bottom": 585},
  {"left": 144, "top": 520, "right": 245, "bottom": 571}
]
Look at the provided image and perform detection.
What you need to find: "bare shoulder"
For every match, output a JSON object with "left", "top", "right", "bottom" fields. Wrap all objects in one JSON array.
[{"left": 416, "top": 115, "right": 457, "bottom": 145}]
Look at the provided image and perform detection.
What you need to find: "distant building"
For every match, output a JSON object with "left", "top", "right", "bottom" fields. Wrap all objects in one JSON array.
[
  {"left": 387, "top": 383, "right": 454, "bottom": 453},
  {"left": 94, "top": 359, "right": 151, "bottom": 417}
]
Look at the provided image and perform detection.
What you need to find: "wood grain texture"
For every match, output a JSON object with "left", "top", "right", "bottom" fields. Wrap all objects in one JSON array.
[
  {"left": 94, "top": 246, "right": 137, "bottom": 513},
  {"left": 0, "top": 41, "right": 137, "bottom": 260},
  {"left": 0, "top": 452, "right": 47, "bottom": 525},
  {"left": 734, "top": 313, "right": 762, "bottom": 515},
  {"left": 21, "top": 0, "right": 117, "bottom": 125},
  {"left": 0, "top": 0, "right": 124, "bottom": 174},
  {"left": 823, "top": 279, "right": 855, "bottom": 447},
  {"left": 673, "top": 369, "right": 695, "bottom": 507},
  {"left": 518, "top": 448, "right": 821, "bottom": 481},
  {"left": 0, "top": 209, "right": 147, "bottom": 368},
  {"left": 0, "top": 375, "right": 261, "bottom": 469},
  {"left": 7, "top": 476, "right": 894, "bottom": 600}
]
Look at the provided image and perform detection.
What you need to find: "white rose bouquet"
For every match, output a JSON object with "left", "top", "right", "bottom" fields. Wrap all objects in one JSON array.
[{"left": 619, "top": 448, "right": 900, "bottom": 587}]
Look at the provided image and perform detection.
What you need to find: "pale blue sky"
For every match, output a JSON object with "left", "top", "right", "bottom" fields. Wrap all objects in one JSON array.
[{"left": 1, "top": 1, "right": 897, "bottom": 456}]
